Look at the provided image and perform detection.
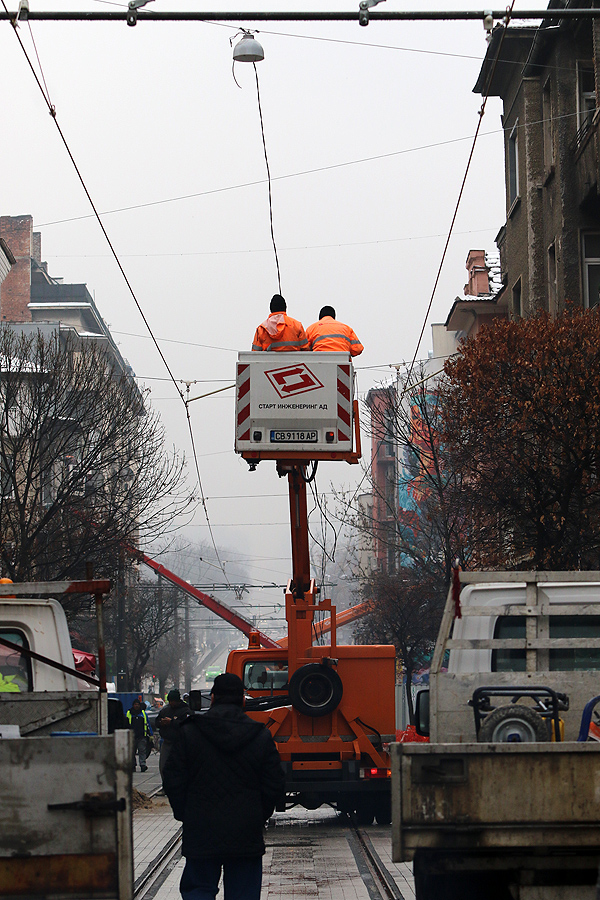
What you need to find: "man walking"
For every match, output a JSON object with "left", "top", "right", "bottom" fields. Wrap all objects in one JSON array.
[
  {"left": 156, "top": 688, "right": 190, "bottom": 779},
  {"left": 306, "top": 306, "right": 363, "bottom": 356},
  {"left": 163, "top": 673, "right": 285, "bottom": 900},
  {"left": 126, "top": 698, "right": 153, "bottom": 772},
  {"left": 252, "top": 294, "right": 308, "bottom": 352}
]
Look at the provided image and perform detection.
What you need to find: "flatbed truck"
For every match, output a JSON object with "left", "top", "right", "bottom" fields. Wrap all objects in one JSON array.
[{"left": 392, "top": 570, "right": 600, "bottom": 900}]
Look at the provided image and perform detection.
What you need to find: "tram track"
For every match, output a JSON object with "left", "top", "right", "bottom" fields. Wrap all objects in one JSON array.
[
  {"left": 348, "top": 822, "right": 406, "bottom": 900},
  {"left": 132, "top": 805, "right": 408, "bottom": 900},
  {"left": 133, "top": 786, "right": 181, "bottom": 900},
  {"left": 133, "top": 825, "right": 182, "bottom": 900}
]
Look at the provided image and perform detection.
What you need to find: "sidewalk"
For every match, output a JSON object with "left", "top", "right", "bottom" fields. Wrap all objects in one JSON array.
[{"left": 131, "top": 787, "right": 415, "bottom": 900}]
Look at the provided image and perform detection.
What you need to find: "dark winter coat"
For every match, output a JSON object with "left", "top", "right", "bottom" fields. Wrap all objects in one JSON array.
[
  {"left": 155, "top": 701, "right": 190, "bottom": 743},
  {"left": 163, "top": 703, "right": 285, "bottom": 860}
]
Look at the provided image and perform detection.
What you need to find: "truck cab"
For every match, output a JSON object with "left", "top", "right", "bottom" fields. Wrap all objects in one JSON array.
[{"left": 0, "top": 595, "right": 89, "bottom": 693}]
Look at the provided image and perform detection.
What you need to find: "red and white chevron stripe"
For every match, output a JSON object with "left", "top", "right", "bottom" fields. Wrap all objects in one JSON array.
[
  {"left": 236, "top": 363, "right": 251, "bottom": 443},
  {"left": 337, "top": 364, "right": 352, "bottom": 443}
]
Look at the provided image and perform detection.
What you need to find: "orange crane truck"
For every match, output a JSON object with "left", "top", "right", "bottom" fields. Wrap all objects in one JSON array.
[
  {"left": 133, "top": 353, "right": 397, "bottom": 821},
  {"left": 230, "top": 352, "right": 397, "bottom": 822}
]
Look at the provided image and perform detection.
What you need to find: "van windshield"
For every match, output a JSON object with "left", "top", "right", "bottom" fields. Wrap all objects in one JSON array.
[
  {"left": 243, "top": 660, "right": 288, "bottom": 691},
  {"left": 0, "top": 630, "right": 32, "bottom": 692}
]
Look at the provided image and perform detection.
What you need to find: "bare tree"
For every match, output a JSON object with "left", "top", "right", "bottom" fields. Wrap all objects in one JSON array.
[
  {"left": 339, "top": 364, "right": 467, "bottom": 716},
  {"left": 0, "top": 328, "right": 193, "bottom": 602},
  {"left": 364, "top": 363, "right": 468, "bottom": 588}
]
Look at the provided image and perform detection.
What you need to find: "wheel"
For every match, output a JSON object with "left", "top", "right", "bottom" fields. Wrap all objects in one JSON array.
[
  {"left": 288, "top": 663, "right": 343, "bottom": 717},
  {"left": 478, "top": 705, "right": 548, "bottom": 743},
  {"left": 354, "top": 798, "right": 375, "bottom": 825},
  {"left": 374, "top": 794, "right": 391, "bottom": 825}
]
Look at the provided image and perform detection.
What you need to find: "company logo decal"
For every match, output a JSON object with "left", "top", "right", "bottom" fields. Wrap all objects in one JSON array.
[{"left": 265, "top": 364, "right": 324, "bottom": 398}]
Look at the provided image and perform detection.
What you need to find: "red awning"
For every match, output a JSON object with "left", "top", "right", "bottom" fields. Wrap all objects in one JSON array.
[{"left": 72, "top": 649, "right": 96, "bottom": 674}]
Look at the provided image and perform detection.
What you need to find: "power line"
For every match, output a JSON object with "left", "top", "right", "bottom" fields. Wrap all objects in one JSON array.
[
  {"left": 3, "top": 10, "right": 233, "bottom": 591},
  {"left": 404, "top": 0, "right": 517, "bottom": 388},
  {"left": 37, "top": 131, "right": 500, "bottom": 228}
]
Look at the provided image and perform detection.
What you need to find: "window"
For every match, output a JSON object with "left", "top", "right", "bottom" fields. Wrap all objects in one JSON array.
[
  {"left": 491, "top": 615, "right": 600, "bottom": 672},
  {"left": 243, "top": 660, "right": 288, "bottom": 691},
  {"left": 512, "top": 278, "right": 522, "bottom": 317},
  {"left": 542, "top": 79, "right": 554, "bottom": 173},
  {"left": 582, "top": 233, "right": 600, "bottom": 308},
  {"left": 548, "top": 616, "right": 600, "bottom": 671},
  {"left": 385, "top": 469, "right": 396, "bottom": 514},
  {"left": 577, "top": 62, "right": 596, "bottom": 136},
  {"left": 383, "top": 409, "right": 395, "bottom": 457},
  {"left": 548, "top": 242, "right": 557, "bottom": 314},
  {"left": 508, "top": 121, "right": 520, "bottom": 208},
  {"left": 0, "top": 630, "right": 32, "bottom": 692},
  {"left": 492, "top": 616, "right": 526, "bottom": 672},
  {"left": 0, "top": 453, "right": 13, "bottom": 500}
]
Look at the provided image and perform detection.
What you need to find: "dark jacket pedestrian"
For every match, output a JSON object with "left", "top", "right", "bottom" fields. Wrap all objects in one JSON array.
[
  {"left": 156, "top": 688, "right": 190, "bottom": 779},
  {"left": 163, "top": 673, "right": 284, "bottom": 900}
]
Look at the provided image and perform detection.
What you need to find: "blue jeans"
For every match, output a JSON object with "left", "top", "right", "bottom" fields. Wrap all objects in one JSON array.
[{"left": 180, "top": 857, "right": 263, "bottom": 900}]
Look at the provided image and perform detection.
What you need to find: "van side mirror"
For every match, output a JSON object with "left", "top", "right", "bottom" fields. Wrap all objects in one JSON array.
[{"left": 415, "top": 689, "right": 430, "bottom": 737}]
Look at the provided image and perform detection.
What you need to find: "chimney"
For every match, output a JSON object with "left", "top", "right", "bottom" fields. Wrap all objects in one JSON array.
[
  {"left": 0, "top": 215, "right": 33, "bottom": 322},
  {"left": 464, "top": 249, "right": 490, "bottom": 296},
  {"left": 32, "top": 231, "right": 42, "bottom": 264}
]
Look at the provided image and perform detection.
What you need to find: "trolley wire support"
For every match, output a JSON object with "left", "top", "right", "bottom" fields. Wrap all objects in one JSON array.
[{"left": 3, "top": 8, "right": 600, "bottom": 21}]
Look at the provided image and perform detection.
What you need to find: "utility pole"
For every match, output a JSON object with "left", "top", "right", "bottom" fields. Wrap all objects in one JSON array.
[
  {"left": 184, "top": 594, "right": 191, "bottom": 694},
  {"left": 116, "top": 548, "right": 127, "bottom": 691}
]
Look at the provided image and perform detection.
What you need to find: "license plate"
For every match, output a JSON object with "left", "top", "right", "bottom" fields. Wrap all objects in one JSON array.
[{"left": 270, "top": 430, "right": 318, "bottom": 443}]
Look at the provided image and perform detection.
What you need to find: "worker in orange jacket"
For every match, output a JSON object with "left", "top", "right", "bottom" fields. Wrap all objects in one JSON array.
[
  {"left": 252, "top": 294, "right": 309, "bottom": 352},
  {"left": 306, "top": 306, "right": 363, "bottom": 356}
]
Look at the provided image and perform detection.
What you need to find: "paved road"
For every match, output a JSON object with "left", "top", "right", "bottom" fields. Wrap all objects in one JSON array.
[{"left": 132, "top": 758, "right": 415, "bottom": 900}]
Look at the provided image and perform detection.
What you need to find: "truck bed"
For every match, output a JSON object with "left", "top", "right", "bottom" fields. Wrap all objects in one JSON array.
[{"left": 391, "top": 742, "right": 600, "bottom": 862}]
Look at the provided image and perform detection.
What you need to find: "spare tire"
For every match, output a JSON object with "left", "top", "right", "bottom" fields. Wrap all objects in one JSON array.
[
  {"left": 288, "top": 663, "right": 343, "bottom": 717},
  {"left": 478, "top": 705, "right": 548, "bottom": 743}
]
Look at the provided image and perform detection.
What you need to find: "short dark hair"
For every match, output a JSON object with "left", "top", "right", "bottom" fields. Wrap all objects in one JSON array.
[
  {"left": 211, "top": 673, "right": 244, "bottom": 706},
  {"left": 319, "top": 306, "right": 335, "bottom": 319},
  {"left": 167, "top": 688, "right": 181, "bottom": 702},
  {"left": 270, "top": 294, "right": 287, "bottom": 313}
]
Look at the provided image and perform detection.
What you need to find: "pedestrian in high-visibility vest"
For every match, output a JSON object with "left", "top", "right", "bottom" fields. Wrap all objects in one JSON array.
[
  {"left": 126, "top": 698, "right": 153, "bottom": 772},
  {"left": 306, "top": 306, "right": 363, "bottom": 356},
  {"left": 252, "top": 294, "right": 309, "bottom": 352}
]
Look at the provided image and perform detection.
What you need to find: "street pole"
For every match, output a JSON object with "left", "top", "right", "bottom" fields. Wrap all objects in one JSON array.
[
  {"left": 116, "top": 548, "right": 127, "bottom": 691},
  {"left": 184, "top": 594, "right": 191, "bottom": 694}
]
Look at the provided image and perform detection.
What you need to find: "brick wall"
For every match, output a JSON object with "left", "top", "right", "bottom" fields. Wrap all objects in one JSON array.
[{"left": 0, "top": 215, "right": 33, "bottom": 323}]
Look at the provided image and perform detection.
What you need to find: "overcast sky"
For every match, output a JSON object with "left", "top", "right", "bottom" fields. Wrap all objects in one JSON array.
[{"left": 1, "top": 0, "right": 543, "bottom": 634}]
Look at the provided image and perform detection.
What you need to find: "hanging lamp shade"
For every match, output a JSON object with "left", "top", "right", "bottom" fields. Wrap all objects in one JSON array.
[{"left": 233, "top": 33, "right": 264, "bottom": 63}]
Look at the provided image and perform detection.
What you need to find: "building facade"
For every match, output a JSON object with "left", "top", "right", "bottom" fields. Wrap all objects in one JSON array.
[
  {"left": 364, "top": 249, "right": 507, "bottom": 574},
  {"left": 0, "top": 214, "right": 133, "bottom": 375},
  {"left": 475, "top": 0, "right": 600, "bottom": 316}
]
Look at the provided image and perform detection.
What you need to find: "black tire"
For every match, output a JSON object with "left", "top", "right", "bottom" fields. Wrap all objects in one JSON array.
[
  {"left": 478, "top": 705, "right": 548, "bottom": 743},
  {"left": 355, "top": 798, "right": 375, "bottom": 825},
  {"left": 374, "top": 794, "right": 391, "bottom": 825},
  {"left": 288, "top": 663, "right": 343, "bottom": 717}
]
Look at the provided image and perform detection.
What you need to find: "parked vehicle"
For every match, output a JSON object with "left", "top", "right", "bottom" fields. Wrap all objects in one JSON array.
[
  {"left": 0, "top": 580, "right": 134, "bottom": 900},
  {"left": 392, "top": 570, "right": 600, "bottom": 900}
]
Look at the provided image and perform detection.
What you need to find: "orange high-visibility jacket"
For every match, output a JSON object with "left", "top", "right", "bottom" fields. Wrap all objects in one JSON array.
[
  {"left": 252, "top": 313, "right": 309, "bottom": 352},
  {"left": 306, "top": 317, "right": 363, "bottom": 356}
]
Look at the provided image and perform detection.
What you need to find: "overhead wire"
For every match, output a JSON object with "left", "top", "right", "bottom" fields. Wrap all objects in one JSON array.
[
  {"left": 329, "top": 8, "right": 518, "bottom": 544},
  {"left": 34, "top": 101, "right": 585, "bottom": 231},
  {"left": 253, "top": 60, "right": 282, "bottom": 294},
  {"left": 2, "top": 8, "right": 234, "bottom": 590},
  {"left": 403, "top": 0, "right": 517, "bottom": 389}
]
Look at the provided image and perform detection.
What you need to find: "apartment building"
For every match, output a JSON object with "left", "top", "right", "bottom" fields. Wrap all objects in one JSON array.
[{"left": 475, "top": 0, "right": 600, "bottom": 315}]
